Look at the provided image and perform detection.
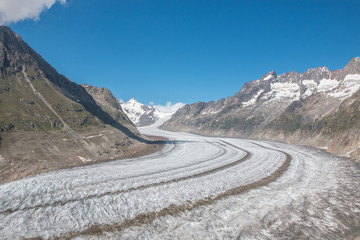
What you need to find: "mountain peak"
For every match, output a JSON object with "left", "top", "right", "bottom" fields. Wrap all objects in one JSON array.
[
  {"left": 261, "top": 70, "right": 277, "bottom": 81},
  {"left": 243, "top": 71, "right": 277, "bottom": 85},
  {"left": 341, "top": 57, "right": 360, "bottom": 77},
  {"left": 305, "top": 66, "right": 330, "bottom": 73},
  {"left": 300, "top": 66, "right": 330, "bottom": 81},
  {"left": 0, "top": 25, "right": 14, "bottom": 34},
  {"left": 351, "top": 57, "right": 360, "bottom": 62},
  {"left": 0, "top": 25, "right": 24, "bottom": 46},
  {"left": 346, "top": 57, "right": 360, "bottom": 66},
  {"left": 128, "top": 98, "right": 139, "bottom": 103},
  {"left": 121, "top": 99, "right": 160, "bottom": 126}
]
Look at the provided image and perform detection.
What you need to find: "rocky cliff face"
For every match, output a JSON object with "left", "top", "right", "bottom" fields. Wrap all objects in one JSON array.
[
  {"left": 81, "top": 84, "right": 137, "bottom": 132},
  {"left": 162, "top": 57, "right": 360, "bottom": 161}
]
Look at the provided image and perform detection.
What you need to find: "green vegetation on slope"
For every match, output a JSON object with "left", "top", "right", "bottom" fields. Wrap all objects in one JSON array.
[
  {"left": 0, "top": 26, "right": 137, "bottom": 135},
  {"left": 0, "top": 70, "right": 61, "bottom": 132}
]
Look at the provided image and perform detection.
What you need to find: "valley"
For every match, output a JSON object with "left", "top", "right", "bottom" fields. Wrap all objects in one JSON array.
[
  {"left": 0, "top": 123, "right": 359, "bottom": 239},
  {"left": 0, "top": 26, "right": 164, "bottom": 184},
  {"left": 0, "top": 20, "right": 360, "bottom": 240}
]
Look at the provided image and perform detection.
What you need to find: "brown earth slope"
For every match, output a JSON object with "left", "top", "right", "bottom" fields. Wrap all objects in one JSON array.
[
  {"left": 81, "top": 84, "right": 138, "bottom": 133},
  {"left": 0, "top": 26, "right": 164, "bottom": 184}
]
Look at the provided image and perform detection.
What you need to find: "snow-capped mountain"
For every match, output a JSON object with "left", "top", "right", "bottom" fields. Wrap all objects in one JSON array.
[
  {"left": 162, "top": 57, "right": 360, "bottom": 161},
  {"left": 121, "top": 98, "right": 159, "bottom": 127},
  {"left": 121, "top": 98, "right": 184, "bottom": 127}
]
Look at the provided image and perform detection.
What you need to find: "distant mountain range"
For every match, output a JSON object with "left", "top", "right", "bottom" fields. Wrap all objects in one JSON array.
[
  {"left": 0, "top": 26, "right": 159, "bottom": 183},
  {"left": 121, "top": 98, "right": 184, "bottom": 127},
  {"left": 162, "top": 58, "right": 360, "bottom": 161}
]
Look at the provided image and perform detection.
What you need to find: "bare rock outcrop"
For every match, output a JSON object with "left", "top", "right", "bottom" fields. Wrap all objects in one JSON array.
[{"left": 162, "top": 57, "right": 360, "bottom": 161}]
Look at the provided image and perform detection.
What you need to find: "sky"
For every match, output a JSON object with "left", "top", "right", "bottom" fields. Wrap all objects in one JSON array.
[{"left": 1, "top": 0, "right": 360, "bottom": 106}]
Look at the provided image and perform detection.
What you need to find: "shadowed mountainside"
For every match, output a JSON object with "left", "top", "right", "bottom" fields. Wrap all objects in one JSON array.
[{"left": 0, "top": 26, "right": 165, "bottom": 183}]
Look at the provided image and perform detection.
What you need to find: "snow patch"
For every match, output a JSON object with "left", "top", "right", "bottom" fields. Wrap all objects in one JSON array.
[
  {"left": 266, "top": 82, "right": 300, "bottom": 101},
  {"left": 302, "top": 80, "right": 317, "bottom": 98},
  {"left": 78, "top": 156, "right": 92, "bottom": 163},
  {"left": 242, "top": 90, "right": 263, "bottom": 107},
  {"left": 328, "top": 74, "right": 360, "bottom": 99},
  {"left": 316, "top": 79, "right": 338, "bottom": 92},
  {"left": 344, "top": 74, "right": 360, "bottom": 81},
  {"left": 86, "top": 134, "right": 103, "bottom": 139},
  {"left": 301, "top": 75, "right": 360, "bottom": 100},
  {"left": 208, "top": 107, "right": 225, "bottom": 114},
  {"left": 263, "top": 75, "right": 273, "bottom": 81},
  {"left": 201, "top": 106, "right": 225, "bottom": 115}
]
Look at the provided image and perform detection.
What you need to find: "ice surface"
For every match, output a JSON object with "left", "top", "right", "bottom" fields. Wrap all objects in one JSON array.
[
  {"left": 0, "top": 124, "right": 359, "bottom": 239},
  {"left": 265, "top": 82, "right": 300, "bottom": 101},
  {"left": 316, "top": 79, "right": 339, "bottom": 92},
  {"left": 329, "top": 74, "right": 360, "bottom": 99},
  {"left": 111, "top": 140, "right": 360, "bottom": 240},
  {"left": 300, "top": 76, "right": 360, "bottom": 100},
  {"left": 302, "top": 79, "right": 317, "bottom": 98}
]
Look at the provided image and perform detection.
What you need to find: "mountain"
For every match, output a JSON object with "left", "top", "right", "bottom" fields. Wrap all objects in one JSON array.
[
  {"left": 121, "top": 98, "right": 161, "bottom": 126},
  {"left": 162, "top": 58, "right": 360, "bottom": 161},
  {"left": 121, "top": 98, "right": 185, "bottom": 127},
  {"left": 0, "top": 26, "right": 161, "bottom": 183},
  {"left": 80, "top": 84, "right": 137, "bottom": 133}
]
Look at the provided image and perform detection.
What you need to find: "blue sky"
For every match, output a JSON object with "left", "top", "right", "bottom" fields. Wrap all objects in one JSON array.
[{"left": 4, "top": 0, "right": 360, "bottom": 105}]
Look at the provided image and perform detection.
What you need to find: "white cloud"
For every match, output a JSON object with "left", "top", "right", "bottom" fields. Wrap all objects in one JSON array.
[
  {"left": 153, "top": 102, "right": 185, "bottom": 114},
  {"left": 0, "top": 0, "right": 66, "bottom": 25},
  {"left": 118, "top": 98, "right": 125, "bottom": 104},
  {"left": 149, "top": 101, "right": 154, "bottom": 106}
]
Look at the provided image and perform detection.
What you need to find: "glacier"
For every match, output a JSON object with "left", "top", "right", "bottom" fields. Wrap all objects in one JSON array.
[{"left": 0, "top": 124, "right": 359, "bottom": 239}]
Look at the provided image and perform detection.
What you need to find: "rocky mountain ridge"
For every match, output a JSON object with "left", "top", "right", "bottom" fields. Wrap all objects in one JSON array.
[
  {"left": 0, "top": 26, "right": 162, "bottom": 183},
  {"left": 162, "top": 57, "right": 360, "bottom": 161},
  {"left": 80, "top": 84, "right": 137, "bottom": 133},
  {"left": 0, "top": 26, "right": 124, "bottom": 132}
]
